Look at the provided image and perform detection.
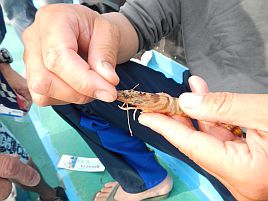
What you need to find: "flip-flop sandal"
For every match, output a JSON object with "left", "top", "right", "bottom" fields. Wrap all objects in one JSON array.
[
  {"left": 143, "top": 192, "right": 170, "bottom": 200},
  {"left": 92, "top": 184, "right": 120, "bottom": 201},
  {"left": 93, "top": 184, "right": 170, "bottom": 201}
]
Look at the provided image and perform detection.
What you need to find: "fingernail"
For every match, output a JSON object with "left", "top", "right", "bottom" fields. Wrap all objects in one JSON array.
[
  {"left": 94, "top": 90, "right": 115, "bottom": 102},
  {"left": 31, "top": 172, "right": 41, "bottom": 186},
  {"left": 138, "top": 114, "right": 151, "bottom": 126},
  {"left": 102, "top": 61, "right": 119, "bottom": 83},
  {"left": 138, "top": 114, "right": 146, "bottom": 125},
  {"left": 179, "top": 93, "right": 204, "bottom": 108}
]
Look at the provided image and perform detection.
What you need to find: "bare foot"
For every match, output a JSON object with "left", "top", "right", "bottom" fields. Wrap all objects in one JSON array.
[{"left": 93, "top": 175, "right": 173, "bottom": 201}]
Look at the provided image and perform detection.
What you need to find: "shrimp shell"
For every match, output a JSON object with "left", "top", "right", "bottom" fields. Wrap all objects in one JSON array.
[
  {"left": 117, "top": 89, "right": 186, "bottom": 116},
  {"left": 117, "top": 89, "right": 243, "bottom": 137}
]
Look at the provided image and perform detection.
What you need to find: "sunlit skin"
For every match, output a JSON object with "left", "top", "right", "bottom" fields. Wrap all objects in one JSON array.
[
  {"left": 139, "top": 76, "right": 268, "bottom": 201},
  {"left": 22, "top": 4, "right": 138, "bottom": 106},
  {"left": 22, "top": 4, "right": 268, "bottom": 201},
  {"left": 0, "top": 64, "right": 40, "bottom": 200}
]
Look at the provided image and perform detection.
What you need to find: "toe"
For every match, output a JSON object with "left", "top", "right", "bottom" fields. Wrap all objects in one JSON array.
[{"left": 104, "top": 181, "right": 118, "bottom": 188}]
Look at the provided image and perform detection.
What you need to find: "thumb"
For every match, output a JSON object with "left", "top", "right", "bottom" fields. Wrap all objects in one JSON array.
[
  {"left": 88, "top": 15, "right": 120, "bottom": 86},
  {"left": 138, "top": 113, "right": 226, "bottom": 171},
  {"left": 179, "top": 92, "right": 268, "bottom": 132}
]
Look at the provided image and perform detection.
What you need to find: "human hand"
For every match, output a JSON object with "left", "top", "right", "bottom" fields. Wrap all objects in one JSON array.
[
  {"left": 0, "top": 154, "right": 40, "bottom": 200},
  {"left": 23, "top": 4, "right": 123, "bottom": 106},
  {"left": 139, "top": 76, "right": 268, "bottom": 201},
  {"left": 0, "top": 64, "right": 32, "bottom": 110}
]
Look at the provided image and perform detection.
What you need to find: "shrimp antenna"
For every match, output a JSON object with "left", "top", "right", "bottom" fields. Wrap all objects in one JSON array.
[
  {"left": 118, "top": 103, "right": 133, "bottom": 136},
  {"left": 132, "top": 83, "right": 140, "bottom": 90},
  {"left": 126, "top": 103, "right": 133, "bottom": 136}
]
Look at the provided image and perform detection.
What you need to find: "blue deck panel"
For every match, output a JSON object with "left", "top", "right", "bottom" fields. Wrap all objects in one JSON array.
[{"left": 147, "top": 51, "right": 189, "bottom": 84}]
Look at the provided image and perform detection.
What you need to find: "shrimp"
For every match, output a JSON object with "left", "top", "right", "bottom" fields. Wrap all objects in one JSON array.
[
  {"left": 117, "top": 89, "right": 243, "bottom": 137},
  {"left": 117, "top": 90, "right": 186, "bottom": 116}
]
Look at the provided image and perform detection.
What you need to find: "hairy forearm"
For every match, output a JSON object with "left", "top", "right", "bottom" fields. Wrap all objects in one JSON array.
[{"left": 102, "top": 12, "right": 139, "bottom": 64}]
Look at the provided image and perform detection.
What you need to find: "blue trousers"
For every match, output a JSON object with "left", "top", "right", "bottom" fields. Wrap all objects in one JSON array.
[{"left": 53, "top": 61, "right": 234, "bottom": 200}]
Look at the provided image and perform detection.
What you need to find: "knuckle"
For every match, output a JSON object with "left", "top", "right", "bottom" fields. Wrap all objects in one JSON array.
[
  {"left": 44, "top": 47, "right": 65, "bottom": 73},
  {"left": 23, "top": 50, "right": 29, "bottom": 66},
  {"left": 28, "top": 74, "right": 52, "bottom": 95},
  {"left": 75, "top": 95, "right": 92, "bottom": 104},
  {"left": 35, "top": 4, "right": 57, "bottom": 19},
  {"left": 74, "top": 70, "right": 95, "bottom": 94},
  {"left": 102, "top": 49, "right": 117, "bottom": 66},
  {"left": 207, "top": 92, "right": 234, "bottom": 117},
  {"left": 76, "top": 80, "right": 91, "bottom": 95},
  {"left": 35, "top": 5, "right": 50, "bottom": 21},
  {"left": 32, "top": 95, "right": 50, "bottom": 107},
  {"left": 22, "top": 27, "right": 30, "bottom": 43},
  {"left": 37, "top": 4, "right": 75, "bottom": 27}
]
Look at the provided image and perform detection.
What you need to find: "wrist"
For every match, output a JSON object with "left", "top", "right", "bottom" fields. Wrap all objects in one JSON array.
[{"left": 0, "top": 48, "right": 13, "bottom": 64}]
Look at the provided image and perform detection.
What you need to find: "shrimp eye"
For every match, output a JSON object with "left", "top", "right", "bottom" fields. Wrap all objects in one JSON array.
[{"left": 124, "top": 94, "right": 130, "bottom": 99}]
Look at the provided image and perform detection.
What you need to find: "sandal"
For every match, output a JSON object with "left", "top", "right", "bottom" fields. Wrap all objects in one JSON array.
[
  {"left": 93, "top": 184, "right": 170, "bottom": 201},
  {"left": 92, "top": 184, "right": 120, "bottom": 201},
  {"left": 143, "top": 193, "right": 170, "bottom": 200}
]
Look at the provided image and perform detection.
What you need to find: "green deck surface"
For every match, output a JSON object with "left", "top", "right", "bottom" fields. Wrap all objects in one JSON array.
[{"left": 0, "top": 25, "right": 201, "bottom": 201}]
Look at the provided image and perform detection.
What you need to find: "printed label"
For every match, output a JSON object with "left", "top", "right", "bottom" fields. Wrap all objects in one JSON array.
[{"left": 57, "top": 154, "right": 105, "bottom": 172}]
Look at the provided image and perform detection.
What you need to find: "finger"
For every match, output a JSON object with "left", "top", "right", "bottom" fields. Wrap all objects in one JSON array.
[
  {"left": 0, "top": 178, "right": 12, "bottom": 200},
  {"left": 24, "top": 39, "right": 94, "bottom": 105},
  {"left": 188, "top": 76, "right": 217, "bottom": 132},
  {"left": 202, "top": 123, "right": 237, "bottom": 141},
  {"left": 188, "top": 76, "right": 214, "bottom": 129},
  {"left": 24, "top": 5, "right": 117, "bottom": 103},
  {"left": 246, "top": 128, "right": 268, "bottom": 154},
  {"left": 29, "top": 91, "right": 74, "bottom": 106},
  {"left": 188, "top": 76, "right": 236, "bottom": 141},
  {"left": 172, "top": 115, "right": 195, "bottom": 129},
  {"left": 39, "top": 5, "right": 118, "bottom": 101},
  {"left": 88, "top": 15, "right": 120, "bottom": 86},
  {"left": 23, "top": 23, "right": 104, "bottom": 105},
  {"left": 188, "top": 76, "right": 209, "bottom": 93},
  {"left": 257, "top": 130, "right": 268, "bottom": 135},
  {"left": 0, "top": 155, "right": 40, "bottom": 186},
  {"left": 139, "top": 113, "right": 227, "bottom": 172},
  {"left": 179, "top": 92, "right": 268, "bottom": 132}
]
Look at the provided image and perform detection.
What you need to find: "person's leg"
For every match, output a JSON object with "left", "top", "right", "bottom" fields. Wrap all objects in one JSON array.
[
  {"left": 53, "top": 103, "right": 172, "bottom": 201},
  {"left": 17, "top": 158, "right": 68, "bottom": 201}
]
